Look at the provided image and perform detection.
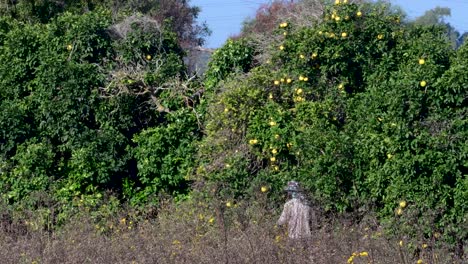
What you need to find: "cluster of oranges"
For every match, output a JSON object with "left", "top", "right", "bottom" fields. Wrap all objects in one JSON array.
[
  {"left": 274, "top": 77, "right": 293, "bottom": 85},
  {"left": 248, "top": 139, "right": 258, "bottom": 145},
  {"left": 418, "top": 58, "right": 427, "bottom": 87},
  {"left": 269, "top": 146, "right": 279, "bottom": 171},
  {"left": 396, "top": 200, "right": 407, "bottom": 216},
  {"left": 293, "top": 88, "right": 305, "bottom": 103}
]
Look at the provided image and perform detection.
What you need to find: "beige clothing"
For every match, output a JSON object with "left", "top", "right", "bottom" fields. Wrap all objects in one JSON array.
[{"left": 277, "top": 198, "right": 311, "bottom": 239}]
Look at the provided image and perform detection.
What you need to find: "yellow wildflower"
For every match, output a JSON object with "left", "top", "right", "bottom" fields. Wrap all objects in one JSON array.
[{"left": 275, "top": 235, "right": 281, "bottom": 243}]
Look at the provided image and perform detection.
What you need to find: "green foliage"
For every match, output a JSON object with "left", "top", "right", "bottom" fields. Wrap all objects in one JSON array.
[
  {"left": 1, "top": 139, "right": 54, "bottom": 202},
  {"left": 0, "top": 5, "right": 201, "bottom": 211},
  {"left": 0, "top": 0, "right": 210, "bottom": 48},
  {"left": 201, "top": 1, "right": 467, "bottom": 242},
  {"left": 0, "top": 10, "right": 113, "bottom": 205},
  {"left": 204, "top": 38, "right": 256, "bottom": 89},
  {"left": 130, "top": 108, "right": 200, "bottom": 204}
]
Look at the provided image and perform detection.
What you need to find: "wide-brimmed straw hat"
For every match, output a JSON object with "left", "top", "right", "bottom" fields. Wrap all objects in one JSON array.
[{"left": 284, "top": 181, "right": 302, "bottom": 192}]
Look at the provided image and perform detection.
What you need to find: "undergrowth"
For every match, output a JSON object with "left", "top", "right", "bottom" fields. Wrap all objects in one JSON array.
[{"left": 0, "top": 193, "right": 465, "bottom": 264}]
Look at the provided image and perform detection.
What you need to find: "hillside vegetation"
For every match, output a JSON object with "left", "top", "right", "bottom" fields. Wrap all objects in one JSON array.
[{"left": 0, "top": 0, "right": 466, "bottom": 263}]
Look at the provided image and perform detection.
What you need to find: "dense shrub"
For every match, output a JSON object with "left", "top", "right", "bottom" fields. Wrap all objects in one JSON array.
[
  {"left": 204, "top": 38, "right": 256, "bottom": 90},
  {"left": 0, "top": 8, "right": 201, "bottom": 210}
]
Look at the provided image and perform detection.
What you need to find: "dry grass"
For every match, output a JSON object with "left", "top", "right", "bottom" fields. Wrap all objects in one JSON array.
[{"left": 0, "top": 196, "right": 465, "bottom": 264}]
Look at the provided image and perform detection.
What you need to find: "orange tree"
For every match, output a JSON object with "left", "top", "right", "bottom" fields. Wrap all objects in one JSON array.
[{"left": 199, "top": 1, "right": 466, "bottom": 244}]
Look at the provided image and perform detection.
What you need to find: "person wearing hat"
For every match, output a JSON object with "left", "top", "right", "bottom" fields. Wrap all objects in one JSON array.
[{"left": 277, "top": 181, "right": 312, "bottom": 240}]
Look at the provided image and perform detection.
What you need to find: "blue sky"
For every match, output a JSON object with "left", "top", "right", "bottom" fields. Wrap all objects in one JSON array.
[{"left": 191, "top": 0, "right": 468, "bottom": 48}]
